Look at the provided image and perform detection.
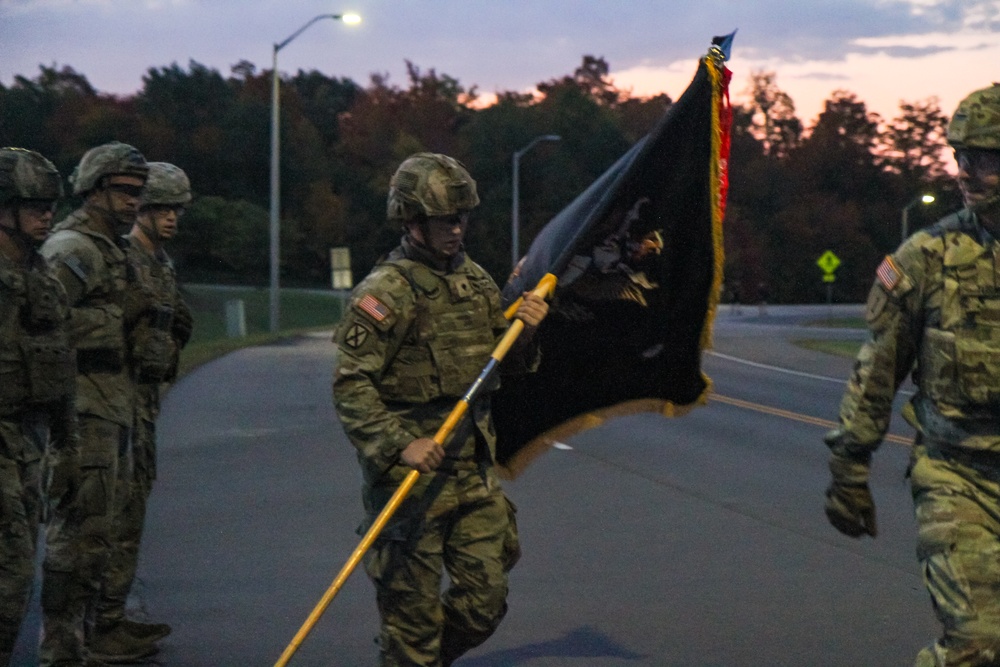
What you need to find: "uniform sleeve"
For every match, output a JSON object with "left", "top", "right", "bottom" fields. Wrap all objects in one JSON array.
[
  {"left": 332, "top": 268, "right": 418, "bottom": 474},
  {"left": 40, "top": 232, "right": 116, "bottom": 348},
  {"left": 828, "top": 242, "right": 924, "bottom": 456},
  {"left": 41, "top": 231, "right": 102, "bottom": 307}
]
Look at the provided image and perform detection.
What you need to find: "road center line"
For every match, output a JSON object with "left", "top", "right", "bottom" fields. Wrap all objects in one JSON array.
[{"left": 709, "top": 393, "right": 914, "bottom": 447}]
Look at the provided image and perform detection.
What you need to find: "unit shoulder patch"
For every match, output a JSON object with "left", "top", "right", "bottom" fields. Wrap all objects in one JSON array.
[{"left": 342, "top": 322, "right": 372, "bottom": 350}]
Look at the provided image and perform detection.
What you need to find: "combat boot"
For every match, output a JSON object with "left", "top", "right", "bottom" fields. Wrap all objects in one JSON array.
[
  {"left": 88, "top": 622, "right": 159, "bottom": 664},
  {"left": 119, "top": 618, "right": 172, "bottom": 643}
]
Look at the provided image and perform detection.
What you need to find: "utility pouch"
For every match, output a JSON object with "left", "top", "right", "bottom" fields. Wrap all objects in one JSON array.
[
  {"left": 0, "top": 323, "right": 29, "bottom": 409},
  {"left": 151, "top": 303, "right": 174, "bottom": 331},
  {"left": 132, "top": 322, "right": 175, "bottom": 383},
  {"left": 24, "top": 271, "right": 66, "bottom": 330},
  {"left": 21, "top": 337, "right": 76, "bottom": 405}
]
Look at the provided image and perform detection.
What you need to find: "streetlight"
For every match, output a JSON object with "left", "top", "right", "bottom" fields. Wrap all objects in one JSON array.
[
  {"left": 900, "top": 193, "right": 935, "bottom": 243},
  {"left": 511, "top": 134, "right": 561, "bottom": 269},
  {"left": 270, "top": 12, "right": 361, "bottom": 332}
]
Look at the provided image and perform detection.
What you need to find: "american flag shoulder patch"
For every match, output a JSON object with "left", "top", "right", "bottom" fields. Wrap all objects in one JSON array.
[
  {"left": 357, "top": 293, "right": 391, "bottom": 323},
  {"left": 876, "top": 255, "right": 900, "bottom": 291}
]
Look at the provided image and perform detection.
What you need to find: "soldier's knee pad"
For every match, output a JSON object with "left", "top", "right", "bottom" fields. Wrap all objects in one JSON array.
[
  {"left": 446, "top": 583, "right": 508, "bottom": 632},
  {"left": 479, "top": 584, "right": 509, "bottom": 619}
]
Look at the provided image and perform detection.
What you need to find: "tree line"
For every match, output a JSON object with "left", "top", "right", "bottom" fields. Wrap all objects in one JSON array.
[{"left": 0, "top": 56, "right": 960, "bottom": 302}]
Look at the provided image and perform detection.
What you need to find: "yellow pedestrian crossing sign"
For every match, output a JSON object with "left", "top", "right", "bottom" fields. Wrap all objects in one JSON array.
[{"left": 817, "top": 250, "right": 841, "bottom": 277}]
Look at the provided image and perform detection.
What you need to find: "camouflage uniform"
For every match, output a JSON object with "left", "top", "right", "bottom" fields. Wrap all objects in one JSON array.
[
  {"left": 333, "top": 153, "right": 533, "bottom": 667},
  {"left": 0, "top": 148, "right": 75, "bottom": 664},
  {"left": 92, "top": 237, "right": 180, "bottom": 631},
  {"left": 826, "top": 85, "right": 1000, "bottom": 667},
  {"left": 39, "top": 142, "right": 150, "bottom": 666},
  {"left": 96, "top": 162, "right": 192, "bottom": 641}
]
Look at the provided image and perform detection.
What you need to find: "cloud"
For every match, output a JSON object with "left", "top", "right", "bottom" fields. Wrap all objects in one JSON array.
[
  {"left": 792, "top": 72, "right": 853, "bottom": 82},
  {"left": 0, "top": 0, "right": 996, "bottom": 124},
  {"left": 851, "top": 44, "right": 955, "bottom": 57}
]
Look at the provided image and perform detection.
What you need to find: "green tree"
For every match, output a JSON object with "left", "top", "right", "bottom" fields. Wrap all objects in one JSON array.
[
  {"left": 0, "top": 64, "right": 121, "bottom": 173},
  {"left": 723, "top": 103, "right": 773, "bottom": 301},
  {"left": 137, "top": 61, "right": 254, "bottom": 197},
  {"left": 744, "top": 70, "right": 802, "bottom": 158},
  {"left": 174, "top": 196, "right": 269, "bottom": 283},
  {"left": 879, "top": 97, "right": 950, "bottom": 181}
]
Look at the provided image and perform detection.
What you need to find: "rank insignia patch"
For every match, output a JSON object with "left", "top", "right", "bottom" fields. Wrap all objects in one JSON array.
[
  {"left": 876, "top": 255, "right": 900, "bottom": 291},
  {"left": 357, "top": 294, "right": 390, "bottom": 322},
  {"left": 344, "top": 323, "right": 371, "bottom": 349}
]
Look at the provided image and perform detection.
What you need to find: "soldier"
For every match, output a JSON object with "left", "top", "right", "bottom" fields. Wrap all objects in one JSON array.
[
  {"left": 0, "top": 148, "right": 75, "bottom": 666},
  {"left": 94, "top": 162, "right": 193, "bottom": 651},
  {"left": 333, "top": 153, "right": 548, "bottom": 666},
  {"left": 40, "top": 141, "right": 157, "bottom": 665},
  {"left": 823, "top": 83, "right": 1000, "bottom": 666}
]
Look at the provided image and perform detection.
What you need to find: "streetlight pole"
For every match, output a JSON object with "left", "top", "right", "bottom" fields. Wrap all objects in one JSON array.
[
  {"left": 270, "top": 12, "right": 360, "bottom": 333},
  {"left": 900, "top": 193, "right": 935, "bottom": 244},
  {"left": 511, "top": 134, "right": 561, "bottom": 270}
]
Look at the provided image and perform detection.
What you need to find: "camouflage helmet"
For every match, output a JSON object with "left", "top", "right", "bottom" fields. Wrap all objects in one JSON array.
[
  {"left": 142, "top": 162, "right": 192, "bottom": 207},
  {"left": 947, "top": 83, "right": 1000, "bottom": 150},
  {"left": 0, "top": 147, "right": 63, "bottom": 206},
  {"left": 387, "top": 152, "right": 479, "bottom": 222},
  {"left": 69, "top": 141, "right": 149, "bottom": 195}
]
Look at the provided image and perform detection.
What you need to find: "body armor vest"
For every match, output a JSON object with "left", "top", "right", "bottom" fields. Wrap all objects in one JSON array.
[
  {"left": 919, "top": 226, "right": 1000, "bottom": 416},
  {"left": 126, "top": 240, "right": 177, "bottom": 384},
  {"left": 0, "top": 255, "right": 75, "bottom": 414},
  {"left": 376, "top": 258, "right": 498, "bottom": 404}
]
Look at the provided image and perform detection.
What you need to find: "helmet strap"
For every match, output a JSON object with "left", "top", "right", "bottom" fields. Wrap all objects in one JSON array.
[
  {"left": 418, "top": 216, "right": 433, "bottom": 252},
  {"left": 411, "top": 213, "right": 458, "bottom": 260},
  {"left": 83, "top": 176, "right": 137, "bottom": 236},
  {"left": 968, "top": 175, "right": 1000, "bottom": 214},
  {"left": 972, "top": 195, "right": 1000, "bottom": 237},
  {"left": 137, "top": 215, "right": 164, "bottom": 249}
]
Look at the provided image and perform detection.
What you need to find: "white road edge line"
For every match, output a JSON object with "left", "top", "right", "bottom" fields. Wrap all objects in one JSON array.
[
  {"left": 707, "top": 349, "right": 916, "bottom": 398},
  {"left": 706, "top": 350, "right": 847, "bottom": 384}
]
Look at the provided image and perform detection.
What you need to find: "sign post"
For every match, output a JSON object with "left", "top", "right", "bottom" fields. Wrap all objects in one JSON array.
[
  {"left": 330, "top": 247, "right": 353, "bottom": 321},
  {"left": 816, "top": 250, "right": 841, "bottom": 306}
]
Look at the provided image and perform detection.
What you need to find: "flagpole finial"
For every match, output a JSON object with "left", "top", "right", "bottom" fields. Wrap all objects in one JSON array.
[{"left": 709, "top": 30, "right": 737, "bottom": 63}]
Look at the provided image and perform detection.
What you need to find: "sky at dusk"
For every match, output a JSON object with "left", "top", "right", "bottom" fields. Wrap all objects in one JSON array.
[{"left": 1, "top": 0, "right": 998, "bottom": 128}]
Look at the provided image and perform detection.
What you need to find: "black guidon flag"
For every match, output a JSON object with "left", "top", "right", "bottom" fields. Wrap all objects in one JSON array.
[{"left": 494, "top": 34, "right": 735, "bottom": 479}]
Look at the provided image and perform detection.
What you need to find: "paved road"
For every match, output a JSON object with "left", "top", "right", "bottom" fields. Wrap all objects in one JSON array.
[{"left": 15, "top": 305, "right": 940, "bottom": 666}]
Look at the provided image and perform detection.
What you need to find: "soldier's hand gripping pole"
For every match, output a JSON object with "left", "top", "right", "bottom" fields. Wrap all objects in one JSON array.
[{"left": 273, "top": 273, "right": 557, "bottom": 667}]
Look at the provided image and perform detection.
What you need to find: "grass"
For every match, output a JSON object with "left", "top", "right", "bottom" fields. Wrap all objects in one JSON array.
[
  {"left": 792, "top": 338, "right": 863, "bottom": 359},
  {"left": 175, "top": 287, "right": 869, "bottom": 373},
  {"left": 794, "top": 316, "right": 868, "bottom": 359},
  {"left": 801, "top": 317, "right": 867, "bottom": 329},
  {"left": 175, "top": 285, "right": 346, "bottom": 377}
]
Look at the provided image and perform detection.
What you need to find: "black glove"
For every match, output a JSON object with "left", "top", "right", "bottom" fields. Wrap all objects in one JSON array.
[{"left": 825, "top": 451, "right": 877, "bottom": 538}]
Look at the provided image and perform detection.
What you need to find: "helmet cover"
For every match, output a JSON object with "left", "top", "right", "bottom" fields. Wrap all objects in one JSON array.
[
  {"left": 947, "top": 83, "right": 1000, "bottom": 151},
  {"left": 69, "top": 141, "right": 149, "bottom": 195},
  {"left": 386, "top": 152, "right": 479, "bottom": 222},
  {"left": 142, "top": 162, "right": 191, "bottom": 207},
  {"left": 0, "top": 147, "right": 63, "bottom": 206}
]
